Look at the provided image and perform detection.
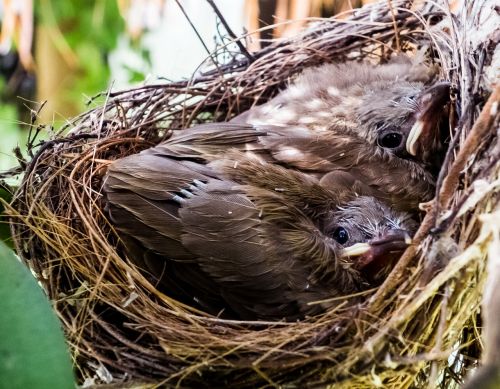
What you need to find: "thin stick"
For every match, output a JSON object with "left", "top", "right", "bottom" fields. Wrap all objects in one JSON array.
[
  {"left": 387, "top": 0, "right": 401, "bottom": 51},
  {"left": 174, "top": 0, "right": 219, "bottom": 69},
  {"left": 438, "top": 86, "right": 500, "bottom": 209},
  {"left": 206, "top": 0, "right": 255, "bottom": 63}
]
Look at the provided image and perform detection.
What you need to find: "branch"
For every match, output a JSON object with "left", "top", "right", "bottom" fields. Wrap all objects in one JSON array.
[{"left": 438, "top": 86, "right": 500, "bottom": 209}]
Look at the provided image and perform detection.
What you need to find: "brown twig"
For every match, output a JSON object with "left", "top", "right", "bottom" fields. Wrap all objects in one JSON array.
[
  {"left": 438, "top": 86, "right": 499, "bottom": 210},
  {"left": 387, "top": 0, "right": 401, "bottom": 51},
  {"left": 206, "top": 0, "right": 255, "bottom": 64}
]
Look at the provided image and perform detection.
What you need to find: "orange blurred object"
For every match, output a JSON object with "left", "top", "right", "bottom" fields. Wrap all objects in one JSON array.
[
  {"left": 0, "top": 0, "right": 34, "bottom": 71},
  {"left": 117, "top": 0, "right": 165, "bottom": 40}
]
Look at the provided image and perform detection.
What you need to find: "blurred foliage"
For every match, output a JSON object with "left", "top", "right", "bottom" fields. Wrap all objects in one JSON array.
[
  {"left": 0, "top": 241, "right": 75, "bottom": 389},
  {"left": 124, "top": 45, "right": 152, "bottom": 84},
  {"left": 0, "top": 0, "right": 132, "bottom": 244},
  {"left": 0, "top": 186, "right": 14, "bottom": 248},
  {"left": 0, "top": 103, "right": 28, "bottom": 173},
  {"left": 37, "top": 0, "right": 125, "bottom": 105},
  {"left": 44, "top": 0, "right": 122, "bottom": 48}
]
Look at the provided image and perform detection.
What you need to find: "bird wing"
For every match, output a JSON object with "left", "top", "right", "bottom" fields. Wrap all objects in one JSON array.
[
  {"left": 260, "top": 131, "right": 372, "bottom": 171},
  {"left": 157, "top": 122, "right": 317, "bottom": 162},
  {"left": 154, "top": 122, "right": 266, "bottom": 160},
  {"left": 104, "top": 149, "right": 313, "bottom": 318},
  {"left": 105, "top": 153, "right": 212, "bottom": 259},
  {"left": 154, "top": 121, "right": 370, "bottom": 175},
  {"left": 177, "top": 181, "right": 303, "bottom": 319},
  {"left": 179, "top": 181, "right": 362, "bottom": 320}
]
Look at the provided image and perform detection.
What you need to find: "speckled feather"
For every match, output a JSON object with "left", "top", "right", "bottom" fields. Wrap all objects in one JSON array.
[{"left": 156, "top": 59, "right": 444, "bottom": 212}]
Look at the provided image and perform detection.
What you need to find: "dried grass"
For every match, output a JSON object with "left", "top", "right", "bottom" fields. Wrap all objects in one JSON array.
[{"left": 3, "top": 0, "right": 499, "bottom": 387}]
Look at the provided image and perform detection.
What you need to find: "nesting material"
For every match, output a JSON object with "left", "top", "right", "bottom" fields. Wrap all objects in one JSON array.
[{"left": 4, "top": 0, "right": 499, "bottom": 387}]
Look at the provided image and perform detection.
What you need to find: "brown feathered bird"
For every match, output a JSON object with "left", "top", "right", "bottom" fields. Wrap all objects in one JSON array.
[
  {"left": 104, "top": 150, "right": 416, "bottom": 321},
  {"left": 242, "top": 59, "right": 451, "bottom": 211},
  {"left": 103, "top": 58, "right": 447, "bottom": 320},
  {"left": 169, "top": 58, "right": 450, "bottom": 212}
]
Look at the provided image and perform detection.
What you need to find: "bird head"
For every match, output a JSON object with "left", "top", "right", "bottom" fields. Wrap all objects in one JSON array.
[
  {"left": 323, "top": 196, "right": 417, "bottom": 282},
  {"left": 355, "top": 81, "right": 451, "bottom": 168}
]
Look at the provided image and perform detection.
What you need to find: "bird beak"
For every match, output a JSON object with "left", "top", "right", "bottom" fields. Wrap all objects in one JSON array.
[
  {"left": 341, "top": 229, "right": 412, "bottom": 277},
  {"left": 341, "top": 242, "right": 371, "bottom": 257},
  {"left": 406, "top": 82, "right": 451, "bottom": 156}
]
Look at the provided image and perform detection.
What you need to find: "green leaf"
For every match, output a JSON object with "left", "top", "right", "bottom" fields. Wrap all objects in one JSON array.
[
  {"left": 0, "top": 242, "right": 75, "bottom": 389},
  {"left": 37, "top": 0, "right": 125, "bottom": 110}
]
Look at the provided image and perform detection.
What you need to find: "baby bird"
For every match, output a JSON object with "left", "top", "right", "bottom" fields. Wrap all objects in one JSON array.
[
  {"left": 104, "top": 149, "right": 416, "bottom": 321},
  {"left": 159, "top": 58, "right": 450, "bottom": 213},
  {"left": 103, "top": 58, "right": 447, "bottom": 320},
  {"left": 237, "top": 58, "right": 449, "bottom": 211}
]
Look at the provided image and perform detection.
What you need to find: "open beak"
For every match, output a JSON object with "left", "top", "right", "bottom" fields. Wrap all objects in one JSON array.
[
  {"left": 341, "top": 229, "right": 412, "bottom": 279},
  {"left": 406, "top": 82, "right": 451, "bottom": 157}
]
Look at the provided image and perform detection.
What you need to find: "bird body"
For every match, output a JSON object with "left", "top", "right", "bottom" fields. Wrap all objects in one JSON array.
[
  {"left": 161, "top": 120, "right": 435, "bottom": 212},
  {"left": 105, "top": 144, "right": 416, "bottom": 320},
  {"left": 160, "top": 58, "right": 449, "bottom": 212},
  {"left": 240, "top": 58, "right": 449, "bottom": 207},
  {"left": 104, "top": 57, "right": 449, "bottom": 320}
]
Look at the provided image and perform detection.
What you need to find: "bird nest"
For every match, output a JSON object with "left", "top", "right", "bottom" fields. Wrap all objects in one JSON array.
[{"left": 4, "top": 0, "right": 499, "bottom": 387}]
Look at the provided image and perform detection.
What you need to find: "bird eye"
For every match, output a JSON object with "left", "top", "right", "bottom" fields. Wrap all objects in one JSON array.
[
  {"left": 378, "top": 132, "right": 403, "bottom": 149},
  {"left": 332, "top": 227, "right": 349, "bottom": 244}
]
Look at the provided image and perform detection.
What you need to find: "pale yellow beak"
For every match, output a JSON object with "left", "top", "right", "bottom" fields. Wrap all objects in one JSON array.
[
  {"left": 341, "top": 234, "right": 412, "bottom": 258},
  {"left": 406, "top": 120, "right": 424, "bottom": 156},
  {"left": 341, "top": 242, "right": 371, "bottom": 258}
]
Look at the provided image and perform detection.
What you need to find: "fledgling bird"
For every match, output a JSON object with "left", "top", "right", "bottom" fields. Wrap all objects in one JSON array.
[
  {"left": 104, "top": 149, "right": 417, "bottom": 321},
  {"left": 239, "top": 58, "right": 451, "bottom": 211},
  {"left": 167, "top": 58, "right": 449, "bottom": 212},
  {"left": 103, "top": 58, "right": 447, "bottom": 320}
]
